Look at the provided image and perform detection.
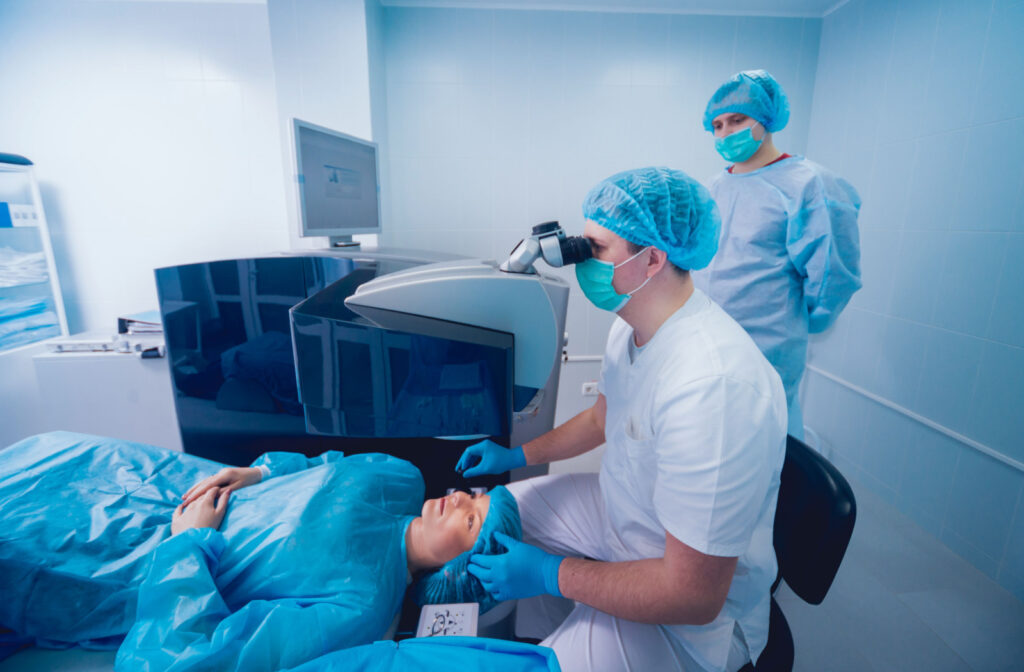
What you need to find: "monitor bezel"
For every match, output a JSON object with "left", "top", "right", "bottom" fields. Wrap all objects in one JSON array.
[{"left": 292, "top": 118, "right": 382, "bottom": 238}]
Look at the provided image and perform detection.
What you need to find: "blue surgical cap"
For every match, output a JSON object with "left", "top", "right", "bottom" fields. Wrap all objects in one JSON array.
[
  {"left": 703, "top": 69, "right": 790, "bottom": 133},
  {"left": 412, "top": 485, "right": 521, "bottom": 614},
  {"left": 581, "top": 167, "right": 721, "bottom": 271}
]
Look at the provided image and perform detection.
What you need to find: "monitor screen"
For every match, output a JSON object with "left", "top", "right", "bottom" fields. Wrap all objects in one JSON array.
[{"left": 293, "top": 119, "right": 381, "bottom": 237}]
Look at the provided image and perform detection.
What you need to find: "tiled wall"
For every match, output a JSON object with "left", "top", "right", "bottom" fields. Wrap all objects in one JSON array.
[
  {"left": 0, "top": 0, "right": 289, "bottom": 333},
  {"left": 266, "top": 0, "right": 378, "bottom": 249},
  {"left": 0, "top": 0, "right": 289, "bottom": 446},
  {"left": 379, "top": 6, "right": 822, "bottom": 369},
  {"left": 803, "top": 0, "right": 1024, "bottom": 601},
  {"left": 366, "top": 0, "right": 393, "bottom": 235}
]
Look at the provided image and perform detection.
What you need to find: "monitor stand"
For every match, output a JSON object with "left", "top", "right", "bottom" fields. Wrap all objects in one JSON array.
[{"left": 329, "top": 235, "right": 360, "bottom": 248}]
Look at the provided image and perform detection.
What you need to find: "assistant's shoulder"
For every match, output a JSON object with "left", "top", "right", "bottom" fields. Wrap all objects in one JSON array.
[{"left": 784, "top": 158, "right": 861, "bottom": 207}]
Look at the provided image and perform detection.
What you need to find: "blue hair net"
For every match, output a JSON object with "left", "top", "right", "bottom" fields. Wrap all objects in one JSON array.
[
  {"left": 581, "top": 167, "right": 721, "bottom": 271},
  {"left": 412, "top": 485, "right": 521, "bottom": 614},
  {"left": 703, "top": 69, "right": 790, "bottom": 133}
]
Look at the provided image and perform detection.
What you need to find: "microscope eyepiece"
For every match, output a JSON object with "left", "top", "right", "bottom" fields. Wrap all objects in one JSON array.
[
  {"left": 501, "top": 221, "right": 592, "bottom": 273},
  {"left": 560, "top": 236, "right": 592, "bottom": 266}
]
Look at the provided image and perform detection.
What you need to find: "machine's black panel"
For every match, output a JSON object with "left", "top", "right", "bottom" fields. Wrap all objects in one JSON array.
[{"left": 155, "top": 255, "right": 512, "bottom": 496}]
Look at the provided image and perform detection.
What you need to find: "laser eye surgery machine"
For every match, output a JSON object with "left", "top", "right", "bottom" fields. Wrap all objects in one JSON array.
[
  {"left": 154, "top": 222, "right": 588, "bottom": 496},
  {"left": 151, "top": 221, "right": 592, "bottom": 642}
]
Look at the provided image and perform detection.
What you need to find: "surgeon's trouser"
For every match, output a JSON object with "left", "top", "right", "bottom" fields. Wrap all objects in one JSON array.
[{"left": 505, "top": 473, "right": 750, "bottom": 672}]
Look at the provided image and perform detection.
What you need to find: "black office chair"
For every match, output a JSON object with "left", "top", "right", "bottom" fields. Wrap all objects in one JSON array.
[{"left": 738, "top": 435, "right": 857, "bottom": 672}]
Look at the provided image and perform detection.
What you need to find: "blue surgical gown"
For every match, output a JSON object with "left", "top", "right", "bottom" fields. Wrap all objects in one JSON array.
[
  {"left": 284, "top": 637, "right": 561, "bottom": 671},
  {"left": 693, "top": 156, "right": 861, "bottom": 437},
  {"left": 0, "top": 431, "right": 422, "bottom": 670}
]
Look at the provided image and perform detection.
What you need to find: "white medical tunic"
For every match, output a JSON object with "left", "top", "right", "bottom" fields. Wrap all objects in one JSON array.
[
  {"left": 597, "top": 289, "right": 787, "bottom": 672},
  {"left": 692, "top": 156, "right": 861, "bottom": 438}
]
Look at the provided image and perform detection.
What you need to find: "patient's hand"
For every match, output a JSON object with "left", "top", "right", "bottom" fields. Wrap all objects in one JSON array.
[
  {"left": 172, "top": 487, "right": 229, "bottom": 535},
  {"left": 182, "top": 467, "right": 262, "bottom": 507}
]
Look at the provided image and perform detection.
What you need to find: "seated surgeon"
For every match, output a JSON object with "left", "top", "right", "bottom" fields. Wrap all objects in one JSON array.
[
  {"left": 456, "top": 167, "right": 788, "bottom": 672},
  {"left": 0, "top": 431, "right": 520, "bottom": 671},
  {"left": 694, "top": 70, "right": 862, "bottom": 438}
]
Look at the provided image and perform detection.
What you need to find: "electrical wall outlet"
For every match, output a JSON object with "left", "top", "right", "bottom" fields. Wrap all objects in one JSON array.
[{"left": 581, "top": 381, "right": 599, "bottom": 396}]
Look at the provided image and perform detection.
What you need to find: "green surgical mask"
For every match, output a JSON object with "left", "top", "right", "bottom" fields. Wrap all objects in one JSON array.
[
  {"left": 575, "top": 247, "right": 652, "bottom": 312},
  {"left": 715, "top": 124, "right": 763, "bottom": 163}
]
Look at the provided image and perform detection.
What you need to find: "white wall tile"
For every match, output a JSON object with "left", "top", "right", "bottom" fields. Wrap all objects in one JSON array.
[
  {"left": 886, "top": 230, "right": 945, "bottom": 324},
  {"left": 931, "top": 232, "right": 1006, "bottom": 338},
  {"left": 968, "top": 341, "right": 1024, "bottom": 465},
  {"left": 986, "top": 233, "right": 1024, "bottom": 348},
  {"left": 913, "top": 329, "right": 984, "bottom": 437},
  {"left": 951, "top": 118, "right": 1024, "bottom": 233},
  {"left": 970, "top": 1, "right": 1024, "bottom": 126}
]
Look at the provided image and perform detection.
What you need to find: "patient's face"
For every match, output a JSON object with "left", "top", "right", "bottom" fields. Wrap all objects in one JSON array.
[{"left": 419, "top": 490, "right": 491, "bottom": 566}]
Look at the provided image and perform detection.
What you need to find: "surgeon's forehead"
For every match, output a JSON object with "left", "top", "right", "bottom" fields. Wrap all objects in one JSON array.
[{"left": 583, "top": 221, "right": 621, "bottom": 246}]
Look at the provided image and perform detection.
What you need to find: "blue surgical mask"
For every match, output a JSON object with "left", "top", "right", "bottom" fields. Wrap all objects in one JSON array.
[
  {"left": 575, "top": 247, "right": 652, "bottom": 313},
  {"left": 715, "top": 124, "right": 763, "bottom": 163}
]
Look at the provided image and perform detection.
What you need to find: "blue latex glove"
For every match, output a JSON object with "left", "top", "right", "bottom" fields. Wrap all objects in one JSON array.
[
  {"left": 455, "top": 440, "right": 526, "bottom": 478},
  {"left": 467, "top": 532, "right": 563, "bottom": 601}
]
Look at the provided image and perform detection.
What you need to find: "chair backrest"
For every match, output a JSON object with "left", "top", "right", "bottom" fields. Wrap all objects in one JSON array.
[{"left": 772, "top": 435, "right": 856, "bottom": 605}]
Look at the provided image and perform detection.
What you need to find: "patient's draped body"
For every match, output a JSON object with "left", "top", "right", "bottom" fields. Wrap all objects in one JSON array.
[{"left": 0, "top": 431, "right": 421, "bottom": 652}]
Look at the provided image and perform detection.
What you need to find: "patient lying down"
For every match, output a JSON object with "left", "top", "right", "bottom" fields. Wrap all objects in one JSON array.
[{"left": 0, "top": 431, "right": 521, "bottom": 671}]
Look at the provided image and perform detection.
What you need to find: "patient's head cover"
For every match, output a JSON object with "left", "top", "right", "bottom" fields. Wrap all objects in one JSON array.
[{"left": 413, "top": 485, "right": 521, "bottom": 613}]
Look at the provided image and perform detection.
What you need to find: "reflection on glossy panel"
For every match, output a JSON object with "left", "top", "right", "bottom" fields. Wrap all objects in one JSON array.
[
  {"left": 291, "top": 274, "right": 514, "bottom": 439},
  {"left": 155, "top": 255, "right": 514, "bottom": 497},
  {"left": 156, "top": 257, "right": 364, "bottom": 463}
]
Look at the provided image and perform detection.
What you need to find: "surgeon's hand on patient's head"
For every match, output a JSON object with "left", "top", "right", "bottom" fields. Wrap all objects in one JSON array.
[
  {"left": 172, "top": 487, "right": 229, "bottom": 535},
  {"left": 181, "top": 466, "right": 262, "bottom": 507},
  {"left": 468, "top": 532, "right": 564, "bottom": 601}
]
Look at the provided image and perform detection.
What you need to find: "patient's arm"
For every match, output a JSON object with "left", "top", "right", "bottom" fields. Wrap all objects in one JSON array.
[
  {"left": 182, "top": 451, "right": 347, "bottom": 505},
  {"left": 247, "top": 450, "right": 347, "bottom": 480},
  {"left": 115, "top": 528, "right": 383, "bottom": 672}
]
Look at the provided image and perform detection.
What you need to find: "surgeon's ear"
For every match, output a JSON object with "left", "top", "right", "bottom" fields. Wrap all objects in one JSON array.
[{"left": 648, "top": 247, "right": 669, "bottom": 276}]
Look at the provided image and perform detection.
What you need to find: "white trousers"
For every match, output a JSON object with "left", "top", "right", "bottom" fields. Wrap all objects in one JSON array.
[{"left": 505, "top": 473, "right": 750, "bottom": 672}]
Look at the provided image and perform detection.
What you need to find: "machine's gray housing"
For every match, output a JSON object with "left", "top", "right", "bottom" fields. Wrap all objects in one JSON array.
[{"left": 344, "top": 256, "right": 569, "bottom": 450}]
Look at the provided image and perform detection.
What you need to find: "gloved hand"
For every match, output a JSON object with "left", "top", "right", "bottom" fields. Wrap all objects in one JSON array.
[
  {"left": 455, "top": 440, "right": 526, "bottom": 478},
  {"left": 467, "top": 532, "right": 563, "bottom": 601}
]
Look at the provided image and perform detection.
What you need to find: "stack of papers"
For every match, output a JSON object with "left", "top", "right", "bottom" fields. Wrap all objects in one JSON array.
[{"left": 118, "top": 310, "right": 162, "bottom": 335}]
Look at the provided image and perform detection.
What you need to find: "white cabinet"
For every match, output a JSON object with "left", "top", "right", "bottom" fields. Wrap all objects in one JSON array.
[
  {"left": 0, "top": 153, "right": 67, "bottom": 353},
  {"left": 33, "top": 349, "right": 184, "bottom": 452}
]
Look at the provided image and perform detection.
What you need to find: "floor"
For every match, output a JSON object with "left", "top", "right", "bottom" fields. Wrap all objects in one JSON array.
[
  {"left": 775, "top": 478, "right": 1024, "bottom": 672},
  {"left": 2, "top": 476, "right": 1022, "bottom": 672}
]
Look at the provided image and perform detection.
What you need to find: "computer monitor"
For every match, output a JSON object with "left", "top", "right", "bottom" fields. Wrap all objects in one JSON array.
[{"left": 293, "top": 118, "right": 381, "bottom": 246}]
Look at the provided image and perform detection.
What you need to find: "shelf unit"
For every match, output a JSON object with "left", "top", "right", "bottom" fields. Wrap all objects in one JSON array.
[{"left": 0, "top": 153, "right": 68, "bottom": 352}]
